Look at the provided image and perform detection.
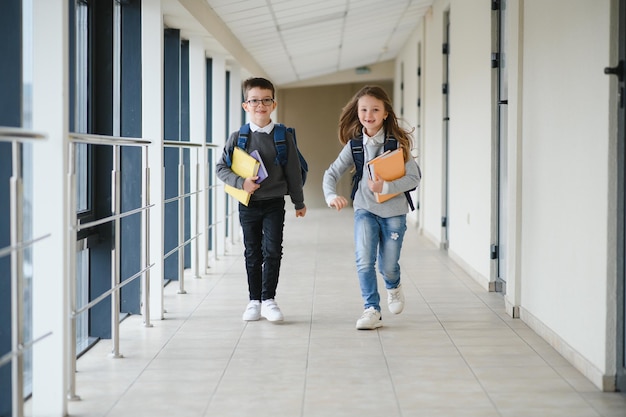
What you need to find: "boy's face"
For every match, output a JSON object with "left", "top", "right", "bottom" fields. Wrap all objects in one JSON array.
[{"left": 242, "top": 87, "right": 277, "bottom": 127}]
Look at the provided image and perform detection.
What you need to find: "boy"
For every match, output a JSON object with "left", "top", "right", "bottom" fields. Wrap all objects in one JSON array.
[{"left": 216, "top": 77, "right": 306, "bottom": 322}]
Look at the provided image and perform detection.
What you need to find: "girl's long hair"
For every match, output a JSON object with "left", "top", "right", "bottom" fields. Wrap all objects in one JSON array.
[{"left": 338, "top": 85, "right": 414, "bottom": 162}]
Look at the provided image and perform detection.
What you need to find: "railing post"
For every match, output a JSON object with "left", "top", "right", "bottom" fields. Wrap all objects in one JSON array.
[
  {"left": 178, "top": 148, "right": 186, "bottom": 294},
  {"left": 66, "top": 141, "right": 80, "bottom": 401},
  {"left": 142, "top": 146, "right": 153, "bottom": 327},
  {"left": 110, "top": 145, "right": 123, "bottom": 358},
  {"left": 193, "top": 148, "right": 201, "bottom": 279},
  {"left": 10, "top": 142, "right": 24, "bottom": 417}
]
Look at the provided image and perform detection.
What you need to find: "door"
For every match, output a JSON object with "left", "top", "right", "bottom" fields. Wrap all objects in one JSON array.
[
  {"left": 415, "top": 42, "right": 423, "bottom": 226},
  {"left": 494, "top": 0, "right": 508, "bottom": 292},
  {"left": 441, "top": 10, "right": 450, "bottom": 250},
  {"left": 609, "top": 0, "right": 626, "bottom": 393}
]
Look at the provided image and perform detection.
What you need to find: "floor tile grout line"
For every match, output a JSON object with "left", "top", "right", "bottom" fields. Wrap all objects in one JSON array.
[
  {"left": 193, "top": 252, "right": 253, "bottom": 417},
  {"left": 102, "top": 270, "right": 229, "bottom": 417},
  {"left": 300, "top": 220, "right": 324, "bottom": 417},
  {"left": 431, "top": 261, "right": 608, "bottom": 409},
  {"left": 404, "top": 246, "right": 604, "bottom": 415},
  {"left": 405, "top": 273, "right": 505, "bottom": 416},
  {"left": 377, "top": 328, "right": 405, "bottom": 417},
  {"left": 201, "top": 323, "right": 249, "bottom": 417}
]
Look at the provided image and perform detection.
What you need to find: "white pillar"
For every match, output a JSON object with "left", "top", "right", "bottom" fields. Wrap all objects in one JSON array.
[
  {"left": 142, "top": 0, "right": 165, "bottom": 320},
  {"left": 504, "top": 0, "right": 523, "bottom": 318},
  {"left": 31, "top": 0, "right": 69, "bottom": 415},
  {"left": 212, "top": 55, "right": 228, "bottom": 257},
  {"left": 188, "top": 37, "right": 208, "bottom": 276},
  {"left": 228, "top": 65, "right": 242, "bottom": 132},
  {"left": 227, "top": 65, "right": 243, "bottom": 247}
]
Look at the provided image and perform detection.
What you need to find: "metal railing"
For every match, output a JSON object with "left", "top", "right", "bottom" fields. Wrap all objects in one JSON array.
[
  {"left": 0, "top": 127, "right": 49, "bottom": 417},
  {"left": 1, "top": 126, "right": 229, "bottom": 414},
  {"left": 67, "top": 132, "right": 154, "bottom": 400},
  {"left": 201, "top": 143, "right": 221, "bottom": 262},
  {"left": 205, "top": 144, "right": 240, "bottom": 251},
  {"left": 163, "top": 141, "right": 204, "bottom": 294}
]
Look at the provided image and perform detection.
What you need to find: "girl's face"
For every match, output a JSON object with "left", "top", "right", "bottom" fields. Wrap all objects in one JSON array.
[
  {"left": 242, "top": 87, "right": 277, "bottom": 127},
  {"left": 357, "top": 94, "right": 388, "bottom": 137}
]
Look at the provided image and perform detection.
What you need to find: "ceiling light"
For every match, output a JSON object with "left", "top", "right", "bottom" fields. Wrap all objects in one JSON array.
[{"left": 277, "top": 11, "right": 346, "bottom": 32}]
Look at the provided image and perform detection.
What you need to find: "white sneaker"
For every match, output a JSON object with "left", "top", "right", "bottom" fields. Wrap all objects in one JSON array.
[
  {"left": 387, "top": 284, "right": 405, "bottom": 314},
  {"left": 261, "top": 299, "right": 284, "bottom": 322},
  {"left": 242, "top": 300, "right": 261, "bottom": 321},
  {"left": 356, "top": 307, "right": 383, "bottom": 330}
]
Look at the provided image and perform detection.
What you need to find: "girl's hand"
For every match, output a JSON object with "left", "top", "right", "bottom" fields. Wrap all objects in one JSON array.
[
  {"left": 295, "top": 206, "right": 307, "bottom": 218},
  {"left": 243, "top": 177, "right": 260, "bottom": 194},
  {"left": 329, "top": 196, "right": 348, "bottom": 211},
  {"left": 368, "top": 175, "right": 384, "bottom": 193}
]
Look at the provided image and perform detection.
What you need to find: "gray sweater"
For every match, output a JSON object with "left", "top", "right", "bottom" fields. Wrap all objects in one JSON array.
[
  {"left": 216, "top": 128, "right": 305, "bottom": 210},
  {"left": 323, "top": 131, "right": 421, "bottom": 218}
]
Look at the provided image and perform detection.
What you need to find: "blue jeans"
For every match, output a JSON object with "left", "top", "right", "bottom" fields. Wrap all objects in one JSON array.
[
  {"left": 354, "top": 209, "right": 407, "bottom": 311},
  {"left": 239, "top": 198, "right": 285, "bottom": 301}
]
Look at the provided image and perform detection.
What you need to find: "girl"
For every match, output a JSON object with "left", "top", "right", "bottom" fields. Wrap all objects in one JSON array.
[{"left": 322, "top": 85, "right": 421, "bottom": 330}]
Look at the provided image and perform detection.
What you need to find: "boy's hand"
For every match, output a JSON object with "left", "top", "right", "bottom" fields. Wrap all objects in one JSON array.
[
  {"left": 295, "top": 206, "right": 307, "bottom": 218},
  {"left": 329, "top": 196, "right": 348, "bottom": 211},
  {"left": 243, "top": 177, "right": 260, "bottom": 194}
]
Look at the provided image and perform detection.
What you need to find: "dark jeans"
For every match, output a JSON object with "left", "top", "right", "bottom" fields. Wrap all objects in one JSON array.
[{"left": 239, "top": 198, "right": 285, "bottom": 301}]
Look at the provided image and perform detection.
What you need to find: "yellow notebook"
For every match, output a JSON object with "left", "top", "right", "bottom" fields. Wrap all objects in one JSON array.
[
  {"left": 225, "top": 147, "right": 260, "bottom": 206},
  {"left": 366, "top": 148, "right": 405, "bottom": 203}
]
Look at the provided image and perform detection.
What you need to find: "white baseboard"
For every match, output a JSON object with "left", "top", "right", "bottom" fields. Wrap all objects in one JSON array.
[
  {"left": 448, "top": 249, "right": 491, "bottom": 292},
  {"left": 520, "top": 306, "right": 615, "bottom": 392}
]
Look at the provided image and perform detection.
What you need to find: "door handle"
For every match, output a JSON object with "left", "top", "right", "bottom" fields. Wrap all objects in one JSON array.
[{"left": 604, "top": 61, "right": 624, "bottom": 81}]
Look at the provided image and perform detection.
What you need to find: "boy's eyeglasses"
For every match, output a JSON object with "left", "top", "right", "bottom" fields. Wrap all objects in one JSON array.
[{"left": 245, "top": 98, "right": 275, "bottom": 107}]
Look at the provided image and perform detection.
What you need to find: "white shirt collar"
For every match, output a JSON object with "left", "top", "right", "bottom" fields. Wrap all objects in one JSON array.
[
  {"left": 363, "top": 127, "right": 385, "bottom": 145},
  {"left": 250, "top": 121, "right": 275, "bottom": 134}
]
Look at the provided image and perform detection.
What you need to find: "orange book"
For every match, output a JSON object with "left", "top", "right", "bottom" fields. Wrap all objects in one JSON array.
[{"left": 366, "top": 148, "right": 405, "bottom": 203}]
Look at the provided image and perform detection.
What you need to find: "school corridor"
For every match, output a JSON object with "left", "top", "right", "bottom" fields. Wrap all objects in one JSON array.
[
  {"left": 39, "top": 208, "right": 623, "bottom": 417},
  {"left": 3, "top": 0, "right": 626, "bottom": 415}
]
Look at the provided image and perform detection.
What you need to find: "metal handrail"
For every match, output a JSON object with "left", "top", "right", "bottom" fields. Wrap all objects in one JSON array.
[
  {"left": 76, "top": 204, "right": 155, "bottom": 231},
  {"left": 0, "top": 331, "right": 53, "bottom": 368},
  {"left": 163, "top": 232, "right": 202, "bottom": 260},
  {"left": 66, "top": 133, "right": 154, "bottom": 401},
  {"left": 72, "top": 263, "right": 155, "bottom": 317},
  {"left": 0, "top": 127, "right": 46, "bottom": 142},
  {"left": 69, "top": 132, "right": 151, "bottom": 146},
  {"left": 162, "top": 142, "right": 205, "bottom": 294},
  {"left": 163, "top": 189, "right": 202, "bottom": 205},
  {"left": 0, "top": 233, "right": 51, "bottom": 259},
  {"left": 3, "top": 128, "right": 49, "bottom": 417},
  {"left": 163, "top": 140, "right": 203, "bottom": 147}
]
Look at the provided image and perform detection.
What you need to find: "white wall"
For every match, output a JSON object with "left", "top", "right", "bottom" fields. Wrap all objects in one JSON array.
[
  {"left": 421, "top": 3, "right": 446, "bottom": 245},
  {"left": 520, "top": 0, "right": 612, "bottom": 388},
  {"left": 394, "top": 28, "right": 421, "bottom": 228},
  {"left": 401, "top": 0, "right": 492, "bottom": 284},
  {"left": 447, "top": 0, "right": 493, "bottom": 284},
  {"left": 395, "top": 0, "right": 616, "bottom": 390}
]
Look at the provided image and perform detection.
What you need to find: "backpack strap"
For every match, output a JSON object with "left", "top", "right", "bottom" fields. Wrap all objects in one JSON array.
[
  {"left": 349, "top": 137, "right": 364, "bottom": 200},
  {"left": 226, "top": 123, "right": 251, "bottom": 167},
  {"left": 237, "top": 123, "right": 250, "bottom": 150},
  {"left": 384, "top": 137, "right": 398, "bottom": 153},
  {"left": 273, "top": 123, "right": 288, "bottom": 166}
]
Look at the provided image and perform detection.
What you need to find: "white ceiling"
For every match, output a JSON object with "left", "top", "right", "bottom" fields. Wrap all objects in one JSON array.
[{"left": 165, "top": 0, "right": 434, "bottom": 87}]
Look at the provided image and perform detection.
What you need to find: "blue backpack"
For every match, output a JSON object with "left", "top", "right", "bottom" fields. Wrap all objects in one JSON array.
[
  {"left": 349, "top": 136, "right": 415, "bottom": 211},
  {"left": 234, "top": 123, "right": 308, "bottom": 186}
]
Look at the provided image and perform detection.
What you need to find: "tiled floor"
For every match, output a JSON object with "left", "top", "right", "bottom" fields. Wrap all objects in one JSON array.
[{"left": 57, "top": 208, "right": 624, "bottom": 416}]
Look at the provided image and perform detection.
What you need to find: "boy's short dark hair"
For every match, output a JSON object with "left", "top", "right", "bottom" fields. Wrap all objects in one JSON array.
[{"left": 242, "top": 77, "right": 275, "bottom": 100}]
